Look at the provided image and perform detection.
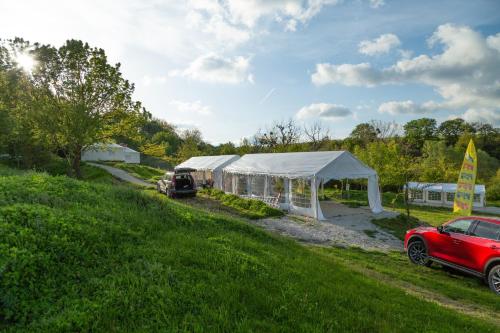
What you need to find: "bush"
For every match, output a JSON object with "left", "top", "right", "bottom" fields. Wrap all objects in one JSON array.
[{"left": 199, "top": 188, "right": 284, "bottom": 219}]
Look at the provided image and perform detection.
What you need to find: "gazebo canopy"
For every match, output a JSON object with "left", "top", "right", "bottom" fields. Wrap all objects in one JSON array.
[
  {"left": 223, "top": 151, "right": 383, "bottom": 217},
  {"left": 223, "top": 151, "right": 376, "bottom": 179},
  {"left": 175, "top": 155, "right": 240, "bottom": 171},
  {"left": 407, "top": 182, "right": 486, "bottom": 194}
]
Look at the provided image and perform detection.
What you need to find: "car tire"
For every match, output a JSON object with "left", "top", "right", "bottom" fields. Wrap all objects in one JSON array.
[
  {"left": 487, "top": 264, "right": 500, "bottom": 295},
  {"left": 407, "top": 240, "right": 431, "bottom": 266}
]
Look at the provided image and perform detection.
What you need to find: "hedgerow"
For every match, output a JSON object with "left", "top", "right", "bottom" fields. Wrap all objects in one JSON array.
[{"left": 198, "top": 188, "right": 284, "bottom": 219}]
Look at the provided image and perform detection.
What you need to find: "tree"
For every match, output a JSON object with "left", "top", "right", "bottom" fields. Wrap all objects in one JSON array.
[
  {"left": 304, "top": 121, "right": 330, "bottom": 150},
  {"left": 369, "top": 120, "right": 401, "bottom": 140},
  {"left": 31, "top": 40, "right": 143, "bottom": 177},
  {"left": 177, "top": 128, "right": 203, "bottom": 160},
  {"left": 0, "top": 39, "right": 50, "bottom": 167},
  {"left": 349, "top": 123, "right": 378, "bottom": 146},
  {"left": 403, "top": 118, "right": 437, "bottom": 155},
  {"left": 255, "top": 119, "right": 301, "bottom": 151},
  {"left": 437, "top": 118, "right": 474, "bottom": 146}
]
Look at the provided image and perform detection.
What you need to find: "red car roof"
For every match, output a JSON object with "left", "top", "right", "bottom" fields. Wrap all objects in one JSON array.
[{"left": 455, "top": 216, "right": 500, "bottom": 225}]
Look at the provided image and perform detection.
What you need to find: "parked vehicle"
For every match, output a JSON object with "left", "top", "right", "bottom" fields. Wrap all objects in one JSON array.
[
  {"left": 157, "top": 168, "right": 197, "bottom": 198},
  {"left": 405, "top": 216, "right": 500, "bottom": 295}
]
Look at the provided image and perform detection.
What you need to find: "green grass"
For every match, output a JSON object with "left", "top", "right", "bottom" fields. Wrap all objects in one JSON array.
[
  {"left": 315, "top": 247, "right": 500, "bottom": 316},
  {"left": 0, "top": 167, "right": 497, "bottom": 332},
  {"left": 372, "top": 214, "right": 425, "bottom": 240},
  {"left": 103, "top": 162, "right": 166, "bottom": 183},
  {"left": 198, "top": 188, "right": 284, "bottom": 219}
]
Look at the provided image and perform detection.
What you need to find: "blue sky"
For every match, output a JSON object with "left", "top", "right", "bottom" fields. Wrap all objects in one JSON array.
[{"left": 1, "top": 0, "right": 499, "bottom": 143}]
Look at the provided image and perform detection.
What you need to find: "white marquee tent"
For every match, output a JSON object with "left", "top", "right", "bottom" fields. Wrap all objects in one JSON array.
[
  {"left": 175, "top": 155, "right": 240, "bottom": 188},
  {"left": 407, "top": 182, "right": 486, "bottom": 208},
  {"left": 82, "top": 143, "right": 140, "bottom": 164},
  {"left": 222, "top": 151, "right": 383, "bottom": 219}
]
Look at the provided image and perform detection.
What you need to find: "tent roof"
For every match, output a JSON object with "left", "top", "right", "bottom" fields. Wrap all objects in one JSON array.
[
  {"left": 86, "top": 143, "right": 139, "bottom": 153},
  {"left": 223, "top": 151, "right": 377, "bottom": 179},
  {"left": 175, "top": 155, "right": 240, "bottom": 171},
  {"left": 407, "top": 182, "right": 486, "bottom": 194}
]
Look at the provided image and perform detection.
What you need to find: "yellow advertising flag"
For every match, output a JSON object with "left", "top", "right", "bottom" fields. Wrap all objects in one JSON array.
[{"left": 453, "top": 139, "right": 477, "bottom": 215}]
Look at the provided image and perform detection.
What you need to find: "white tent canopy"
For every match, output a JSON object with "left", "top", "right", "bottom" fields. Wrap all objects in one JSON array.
[
  {"left": 175, "top": 155, "right": 240, "bottom": 188},
  {"left": 82, "top": 143, "right": 140, "bottom": 164},
  {"left": 223, "top": 151, "right": 383, "bottom": 219}
]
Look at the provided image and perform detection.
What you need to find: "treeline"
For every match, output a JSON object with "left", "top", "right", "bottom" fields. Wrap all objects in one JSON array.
[{"left": 1, "top": 38, "right": 499, "bottom": 200}]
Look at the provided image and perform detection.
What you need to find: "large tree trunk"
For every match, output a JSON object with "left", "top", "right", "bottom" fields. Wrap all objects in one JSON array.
[{"left": 71, "top": 146, "right": 82, "bottom": 179}]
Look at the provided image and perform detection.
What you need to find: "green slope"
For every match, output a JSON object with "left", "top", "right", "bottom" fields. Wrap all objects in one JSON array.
[{"left": 0, "top": 169, "right": 497, "bottom": 332}]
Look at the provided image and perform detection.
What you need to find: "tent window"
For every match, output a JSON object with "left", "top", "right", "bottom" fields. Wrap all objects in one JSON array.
[
  {"left": 251, "top": 175, "right": 265, "bottom": 197},
  {"left": 428, "top": 191, "right": 442, "bottom": 201},
  {"left": 236, "top": 175, "right": 248, "bottom": 196},
  {"left": 192, "top": 171, "right": 205, "bottom": 184},
  {"left": 223, "top": 173, "right": 232, "bottom": 193},
  {"left": 473, "top": 193, "right": 481, "bottom": 203},
  {"left": 269, "top": 177, "right": 286, "bottom": 203},
  {"left": 446, "top": 192, "right": 455, "bottom": 202},
  {"left": 291, "top": 178, "right": 312, "bottom": 208},
  {"left": 411, "top": 189, "right": 423, "bottom": 200}
]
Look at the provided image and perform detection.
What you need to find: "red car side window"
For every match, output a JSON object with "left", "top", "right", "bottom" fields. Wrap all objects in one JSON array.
[
  {"left": 470, "top": 221, "right": 500, "bottom": 240},
  {"left": 443, "top": 219, "right": 474, "bottom": 235}
]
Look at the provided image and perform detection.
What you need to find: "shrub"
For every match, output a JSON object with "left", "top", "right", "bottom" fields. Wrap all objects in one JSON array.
[{"left": 199, "top": 188, "right": 284, "bottom": 219}]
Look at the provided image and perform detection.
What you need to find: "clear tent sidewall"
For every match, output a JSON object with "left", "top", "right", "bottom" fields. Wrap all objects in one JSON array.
[{"left": 222, "top": 171, "right": 383, "bottom": 220}]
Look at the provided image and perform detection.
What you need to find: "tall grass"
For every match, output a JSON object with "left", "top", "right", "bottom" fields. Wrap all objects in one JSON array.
[{"left": 0, "top": 168, "right": 496, "bottom": 332}]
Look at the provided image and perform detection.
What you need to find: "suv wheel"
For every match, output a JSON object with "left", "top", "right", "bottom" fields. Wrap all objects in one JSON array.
[
  {"left": 487, "top": 264, "right": 500, "bottom": 295},
  {"left": 407, "top": 240, "right": 431, "bottom": 266}
]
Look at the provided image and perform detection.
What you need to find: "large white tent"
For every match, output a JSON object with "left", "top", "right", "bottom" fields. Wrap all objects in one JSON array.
[
  {"left": 175, "top": 155, "right": 240, "bottom": 189},
  {"left": 82, "top": 143, "right": 140, "bottom": 164},
  {"left": 222, "top": 151, "right": 383, "bottom": 219}
]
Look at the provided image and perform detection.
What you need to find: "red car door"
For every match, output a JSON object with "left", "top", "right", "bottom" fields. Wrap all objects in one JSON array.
[
  {"left": 435, "top": 218, "right": 475, "bottom": 266},
  {"left": 460, "top": 220, "right": 500, "bottom": 272}
]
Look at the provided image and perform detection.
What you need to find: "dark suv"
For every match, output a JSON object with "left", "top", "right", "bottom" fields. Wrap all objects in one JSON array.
[
  {"left": 405, "top": 216, "right": 500, "bottom": 294},
  {"left": 156, "top": 168, "right": 197, "bottom": 198}
]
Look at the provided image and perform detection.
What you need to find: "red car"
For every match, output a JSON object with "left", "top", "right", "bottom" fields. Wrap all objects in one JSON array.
[{"left": 404, "top": 216, "right": 500, "bottom": 294}]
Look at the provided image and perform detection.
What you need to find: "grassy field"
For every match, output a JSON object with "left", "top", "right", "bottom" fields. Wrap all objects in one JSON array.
[
  {"left": 103, "top": 161, "right": 166, "bottom": 183},
  {"left": 0, "top": 167, "right": 497, "bottom": 331}
]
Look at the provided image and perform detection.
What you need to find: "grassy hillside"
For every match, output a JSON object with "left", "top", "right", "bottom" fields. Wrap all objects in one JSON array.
[
  {"left": 103, "top": 162, "right": 165, "bottom": 184},
  {"left": 0, "top": 168, "right": 497, "bottom": 332}
]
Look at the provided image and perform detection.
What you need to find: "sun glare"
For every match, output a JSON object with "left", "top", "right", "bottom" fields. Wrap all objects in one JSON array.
[{"left": 16, "top": 53, "right": 35, "bottom": 72}]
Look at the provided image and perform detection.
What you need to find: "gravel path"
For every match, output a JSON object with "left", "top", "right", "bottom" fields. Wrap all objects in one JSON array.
[
  {"left": 250, "top": 202, "right": 403, "bottom": 252},
  {"left": 87, "top": 162, "right": 155, "bottom": 188}
]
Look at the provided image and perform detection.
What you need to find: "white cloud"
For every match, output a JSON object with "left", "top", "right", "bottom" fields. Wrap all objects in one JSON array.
[
  {"left": 378, "top": 100, "right": 439, "bottom": 115},
  {"left": 453, "top": 109, "right": 500, "bottom": 126},
  {"left": 296, "top": 103, "right": 352, "bottom": 120},
  {"left": 369, "top": 0, "right": 385, "bottom": 8},
  {"left": 359, "top": 33, "right": 400, "bottom": 56},
  {"left": 313, "top": 24, "right": 500, "bottom": 115},
  {"left": 312, "top": 63, "right": 383, "bottom": 86},
  {"left": 170, "top": 53, "right": 253, "bottom": 84},
  {"left": 141, "top": 75, "right": 167, "bottom": 86},
  {"left": 170, "top": 100, "right": 213, "bottom": 116},
  {"left": 226, "top": 0, "right": 340, "bottom": 30}
]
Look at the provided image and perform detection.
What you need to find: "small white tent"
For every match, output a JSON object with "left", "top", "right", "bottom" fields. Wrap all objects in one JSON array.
[
  {"left": 407, "top": 182, "right": 486, "bottom": 208},
  {"left": 223, "top": 151, "right": 383, "bottom": 219},
  {"left": 82, "top": 143, "right": 140, "bottom": 164},
  {"left": 175, "top": 155, "right": 240, "bottom": 189}
]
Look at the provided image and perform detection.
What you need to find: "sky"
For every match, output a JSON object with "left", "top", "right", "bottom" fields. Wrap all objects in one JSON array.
[{"left": 1, "top": 0, "right": 499, "bottom": 144}]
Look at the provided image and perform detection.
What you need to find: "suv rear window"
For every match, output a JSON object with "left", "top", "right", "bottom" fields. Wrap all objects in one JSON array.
[{"left": 470, "top": 221, "right": 500, "bottom": 240}]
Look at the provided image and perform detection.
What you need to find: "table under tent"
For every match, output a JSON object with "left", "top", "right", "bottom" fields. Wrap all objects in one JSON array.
[
  {"left": 222, "top": 151, "right": 383, "bottom": 220},
  {"left": 174, "top": 155, "right": 240, "bottom": 189}
]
